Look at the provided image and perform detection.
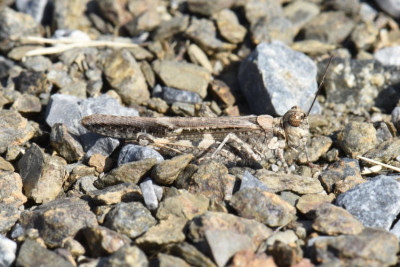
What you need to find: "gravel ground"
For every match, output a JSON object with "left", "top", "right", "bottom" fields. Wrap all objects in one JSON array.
[{"left": 2, "top": 0, "right": 400, "bottom": 266}]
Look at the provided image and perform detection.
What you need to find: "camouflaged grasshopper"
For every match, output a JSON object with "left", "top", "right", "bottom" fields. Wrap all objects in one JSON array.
[{"left": 82, "top": 57, "right": 332, "bottom": 171}]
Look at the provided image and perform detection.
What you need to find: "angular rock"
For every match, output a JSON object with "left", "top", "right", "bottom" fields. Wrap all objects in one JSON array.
[
  {"left": 0, "top": 156, "right": 14, "bottom": 172},
  {"left": 312, "top": 203, "right": 364, "bottom": 236},
  {"left": 61, "top": 237, "right": 85, "bottom": 257},
  {"left": 187, "top": 0, "right": 234, "bottom": 16},
  {"left": 88, "top": 183, "right": 142, "bottom": 205},
  {"left": 0, "top": 234, "right": 16, "bottom": 267},
  {"left": 0, "top": 204, "right": 20, "bottom": 234},
  {"left": 363, "top": 137, "right": 400, "bottom": 163},
  {"left": 94, "top": 158, "right": 157, "bottom": 188},
  {"left": 303, "top": 11, "right": 355, "bottom": 44},
  {"left": 209, "top": 80, "right": 236, "bottom": 107},
  {"left": 152, "top": 154, "right": 194, "bottom": 185},
  {"left": 230, "top": 188, "right": 296, "bottom": 227},
  {"left": 0, "top": 110, "right": 36, "bottom": 154},
  {"left": 144, "top": 97, "right": 169, "bottom": 113},
  {"left": 98, "top": 245, "right": 148, "bottom": 267},
  {"left": 297, "top": 136, "right": 332, "bottom": 164},
  {"left": 19, "top": 198, "right": 98, "bottom": 248},
  {"left": 136, "top": 216, "right": 187, "bottom": 249},
  {"left": 213, "top": 9, "right": 247, "bottom": 44},
  {"left": 103, "top": 49, "right": 149, "bottom": 104},
  {"left": 83, "top": 225, "right": 130, "bottom": 257},
  {"left": 11, "top": 94, "right": 41, "bottom": 113},
  {"left": 50, "top": 123, "right": 85, "bottom": 163},
  {"left": 104, "top": 202, "right": 156, "bottom": 239},
  {"left": 283, "top": 1, "right": 320, "bottom": 35},
  {"left": 186, "top": 161, "right": 235, "bottom": 202},
  {"left": 156, "top": 253, "right": 190, "bottom": 267},
  {"left": 153, "top": 15, "right": 190, "bottom": 41},
  {"left": 16, "top": 238, "right": 74, "bottom": 267},
  {"left": 296, "top": 193, "right": 335, "bottom": 217},
  {"left": 153, "top": 60, "right": 211, "bottom": 98},
  {"left": 309, "top": 228, "right": 398, "bottom": 266},
  {"left": 336, "top": 175, "right": 400, "bottom": 230},
  {"left": 231, "top": 250, "right": 277, "bottom": 267},
  {"left": 239, "top": 171, "right": 271, "bottom": 192},
  {"left": 255, "top": 169, "right": 324, "bottom": 194},
  {"left": 15, "top": 70, "right": 50, "bottom": 95},
  {"left": 265, "top": 230, "right": 298, "bottom": 246},
  {"left": 0, "top": 172, "right": 27, "bottom": 207},
  {"left": 161, "top": 86, "right": 202, "bottom": 105},
  {"left": 250, "top": 16, "right": 294, "bottom": 45},
  {"left": 338, "top": 121, "right": 377, "bottom": 158},
  {"left": 18, "top": 143, "right": 67, "bottom": 204},
  {"left": 164, "top": 242, "right": 216, "bottom": 267},
  {"left": 239, "top": 41, "right": 320, "bottom": 116},
  {"left": 187, "top": 44, "right": 213, "bottom": 73},
  {"left": 118, "top": 144, "right": 164, "bottom": 165},
  {"left": 319, "top": 158, "right": 364, "bottom": 194},
  {"left": 156, "top": 189, "right": 209, "bottom": 220},
  {"left": 188, "top": 212, "right": 272, "bottom": 258},
  {"left": 140, "top": 178, "right": 161, "bottom": 210}
]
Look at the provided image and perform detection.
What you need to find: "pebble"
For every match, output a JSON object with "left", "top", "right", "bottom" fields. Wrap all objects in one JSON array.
[
  {"left": 374, "top": 0, "right": 400, "bottom": 19},
  {"left": 161, "top": 86, "right": 202, "bottom": 105},
  {"left": 0, "top": 172, "right": 27, "bottom": 207},
  {"left": 0, "top": 204, "right": 20, "bottom": 234},
  {"left": 88, "top": 183, "right": 142, "bottom": 205},
  {"left": 363, "top": 137, "right": 400, "bottom": 163},
  {"left": 50, "top": 123, "right": 85, "bottom": 162},
  {"left": 118, "top": 144, "right": 164, "bottom": 165},
  {"left": 296, "top": 193, "right": 335, "bottom": 217},
  {"left": 152, "top": 154, "right": 194, "bottom": 185},
  {"left": 238, "top": 41, "right": 320, "bottom": 116},
  {"left": 239, "top": 170, "right": 270, "bottom": 192},
  {"left": 283, "top": 1, "right": 320, "bottom": 35},
  {"left": 98, "top": 245, "right": 148, "bottom": 267},
  {"left": 140, "top": 178, "right": 159, "bottom": 210},
  {"left": 338, "top": 121, "right": 377, "bottom": 157},
  {"left": 230, "top": 187, "right": 296, "bottom": 227},
  {"left": 0, "top": 235, "right": 16, "bottom": 267},
  {"left": 104, "top": 202, "right": 156, "bottom": 239},
  {"left": 213, "top": 9, "right": 247, "bottom": 44},
  {"left": 336, "top": 175, "right": 400, "bottom": 230}
]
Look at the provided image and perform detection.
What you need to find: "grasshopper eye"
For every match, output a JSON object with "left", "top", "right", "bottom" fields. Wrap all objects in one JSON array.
[{"left": 288, "top": 113, "right": 302, "bottom": 127}]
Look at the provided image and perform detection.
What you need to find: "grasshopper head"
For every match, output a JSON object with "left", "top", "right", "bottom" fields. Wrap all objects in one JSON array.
[{"left": 282, "top": 106, "right": 309, "bottom": 149}]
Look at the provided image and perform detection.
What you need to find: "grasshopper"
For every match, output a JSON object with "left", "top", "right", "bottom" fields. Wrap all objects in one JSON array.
[{"left": 82, "top": 57, "right": 332, "bottom": 171}]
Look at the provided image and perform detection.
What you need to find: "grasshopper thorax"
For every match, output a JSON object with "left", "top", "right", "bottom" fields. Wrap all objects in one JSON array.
[{"left": 282, "top": 106, "right": 309, "bottom": 149}]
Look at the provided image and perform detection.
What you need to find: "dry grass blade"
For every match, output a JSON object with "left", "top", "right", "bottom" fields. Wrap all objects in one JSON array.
[{"left": 357, "top": 155, "right": 400, "bottom": 173}]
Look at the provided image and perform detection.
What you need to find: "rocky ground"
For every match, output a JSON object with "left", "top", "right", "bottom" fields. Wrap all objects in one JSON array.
[{"left": 2, "top": 0, "right": 400, "bottom": 266}]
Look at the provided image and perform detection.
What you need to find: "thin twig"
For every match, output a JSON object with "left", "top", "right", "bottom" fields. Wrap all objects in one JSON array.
[
  {"left": 357, "top": 155, "right": 400, "bottom": 173},
  {"left": 18, "top": 36, "right": 140, "bottom": 57}
]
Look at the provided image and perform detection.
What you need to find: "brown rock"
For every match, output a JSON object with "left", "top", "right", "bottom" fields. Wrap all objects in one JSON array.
[
  {"left": 50, "top": 123, "right": 84, "bottom": 163},
  {"left": 296, "top": 194, "right": 335, "bottom": 217},
  {"left": 312, "top": 203, "right": 364, "bottom": 236},
  {"left": 18, "top": 143, "right": 67, "bottom": 204},
  {"left": 164, "top": 242, "right": 216, "bottom": 267},
  {"left": 87, "top": 153, "right": 113, "bottom": 173},
  {"left": 231, "top": 250, "right": 277, "bottom": 267},
  {"left": 0, "top": 172, "right": 27, "bottom": 206},
  {"left": 0, "top": 203, "right": 21, "bottom": 233},
  {"left": 152, "top": 154, "right": 194, "bottom": 185},
  {"left": 100, "top": 245, "right": 149, "bottom": 267},
  {"left": 0, "top": 156, "right": 14, "bottom": 172},
  {"left": 156, "top": 253, "right": 191, "bottom": 267},
  {"left": 213, "top": 9, "right": 247, "bottom": 44},
  {"left": 363, "top": 137, "right": 400, "bottom": 163},
  {"left": 187, "top": 0, "right": 234, "bottom": 16},
  {"left": 11, "top": 94, "right": 41, "bottom": 113},
  {"left": 210, "top": 80, "right": 236, "bottom": 107},
  {"left": 338, "top": 121, "right": 377, "bottom": 158},
  {"left": 88, "top": 183, "right": 142, "bottom": 205},
  {"left": 230, "top": 188, "right": 296, "bottom": 227},
  {"left": 297, "top": 136, "right": 332, "bottom": 164}
]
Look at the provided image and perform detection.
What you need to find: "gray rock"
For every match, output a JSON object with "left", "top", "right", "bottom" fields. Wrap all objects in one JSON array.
[
  {"left": 152, "top": 154, "right": 194, "bottom": 185},
  {"left": 80, "top": 94, "right": 139, "bottom": 118},
  {"left": 250, "top": 16, "right": 295, "bottom": 45},
  {"left": 153, "top": 15, "right": 190, "bottom": 41},
  {"left": 283, "top": 1, "right": 320, "bottom": 35},
  {"left": 118, "top": 144, "right": 164, "bottom": 165},
  {"left": 0, "top": 204, "right": 20, "bottom": 234},
  {"left": 230, "top": 188, "right": 296, "bottom": 227},
  {"left": 0, "top": 234, "right": 16, "bottom": 267},
  {"left": 16, "top": 0, "right": 48, "bottom": 23},
  {"left": 164, "top": 242, "right": 216, "bottom": 267},
  {"left": 18, "top": 143, "right": 67, "bottom": 204},
  {"left": 213, "top": 9, "right": 247, "bottom": 44},
  {"left": 162, "top": 86, "right": 202, "bottom": 105},
  {"left": 0, "top": 172, "right": 27, "bottom": 207},
  {"left": 16, "top": 238, "right": 74, "bottom": 267},
  {"left": 373, "top": 0, "right": 400, "bottom": 19},
  {"left": 88, "top": 183, "right": 142, "bottom": 205},
  {"left": 308, "top": 228, "right": 398, "bottom": 266},
  {"left": 21, "top": 56, "right": 52, "bottom": 72},
  {"left": 239, "top": 41, "right": 320, "bottom": 116},
  {"left": 239, "top": 171, "right": 270, "bottom": 192},
  {"left": 153, "top": 60, "right": 211, "bottom": 98},
  {"left": 338, "top": 121, "right": 377, "bottom": 158},
  {"left": 11, "top": 94, "right": 41, "bottom": 114},
  {"left": 98, "top": 245, "right": 148, "bottom": 267},
  {"left": 140, "top": 178, "right": 159, "bottom": 210},
  {"left": 187, "top": 0, "right": 234, "bottom": 16},
  {"left": 50, "top": 123, "right": 85, "bottom": 162},
  {"left": 104, "top": 202, "right": 157, "bottom": 239},
  {"left": 19, "top": 198, "right": 98, "bottom": 248},
  {"left": 336, "top": 175, "right": 400, "bottom": 230},
  {"left": 45, "top": 94, "right": 82, "bottom": 133},
  {"left": 156, "top": 253, "right": 190, "bottom": 267}
]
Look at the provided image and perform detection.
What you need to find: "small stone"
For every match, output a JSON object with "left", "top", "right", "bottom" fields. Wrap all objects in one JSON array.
[
  {"left": 94, "top": 158, "right": 157, "bottom": 188},
  {"left": 19, "top": 198, "right": 98, "bottom": 248},
  {"left": 266, "top": 241, "right": 302, "bottom": 267},
  {"left": 210, "top": 80, "right": 236, "bottom": 107},
  {"left": 373, "top": 0, "right": 400, "bottom": 19},
  {"left": 152, "top": 154, "right": 194, "bottom": 185},
  {"left": 87, "top": 153, "right": 113, "bottom": 173},
  {"left": 265, "top": 230, "right": 298, "bottom": 246},
  {"left": 186, "top": 18, "right": 236, "bottom": 54},
  {"left": 213, "top": 9, "right": 247, "bottom": 44},
  {"left": 230, "top": 188, "right": 296, "bottom": 227},
  {"left": 375, "top": 122, "right": 393, "bottom": 142},
  {"left": 283, "top": 1, "right": 320, "bottom": 35},
  {"left": 153, "top": 15, "right": 190, "bottom": 41},
  {"left": 312, "top": 203, "right": 364, "bottom": 236},
  {"left": 0, "top": 235, "right": 16, "bottom": 267},
  {"left": 309, "top": 228, "right": 398, "bottom": 266},
  {"left": 0, "top": 110, "right": 36, "bottom": 154},
  {"left": 136, "top": 216, "right": 187, "bottom": 249},
  {"left": 0, "top": 204, "right": 20, "bottom": 233},
  {"left": 83, "top": 225, "right": 130, "bottom": 257},
  {"left": 156, "top": 253, "right": 190, "bottom": 267},
  {"left": 297, "top": 136, "right": 332, "bottom": 164},
  {"left": 239, "top": 171, "right": 270, "bottom": 192},
  {"left": 319, "top": 158, "right": 364, "bottom": 194},
  {"left": 0, "top": 172, "right": 27, "bottom": 207},
  {"left": 352, "top": 22, "right": 379, "bottom": 51},
  {"left": 16, "top": 238, "right": 74, "bottom": 267},
  {"left": 231, "top": 250, "right": 276, "bottom": 267},
  {"left": 161, "top": 86, "right": 202, "bottom": 105},
  {"left": 153, "top": 60, "right": 211, "bottom": 98},
  {"left": 15, "top": 71, "right": 50, "bottom": 95},
  {"left": 187, "top": 161, "right": 235, "bottom": 202},
  {"left": 118, "top": 144, "right": 164, "bottom": 165},
  {"left": 104, "top": 202, "right": 156, "bottom": 239},
  {"left": 21, "top": 56, "right": 52, "bottom": 72},
  {"left": 71, "top": 175, "right": 98, "bottom": 195},
  {"left": 296, "top": 193, "right": 335, "bottom": 217},
  {"left": 338, "top": 121, "right": 377, "bottom": 157},
  {"left": 290, "top": 40, "right": 336, "bottom": 55},
  {"left": 61, "top": 237, "right": 85, "bottom": 257},
  {"left": 144, "top": 97, "right": 169, "bottom": 114},
  {"left": 250, "top": 16, "right": 295, "bottom": 45},
  {"left": 187, "top": 0, "right": 234, "bottom": 16},
  {"left": 156, "top": 189, "right": 209, "bottom": 220},
  {"left": 303, "top": 11, "right": 355, "bottom": 44},
  {"left": 239, "top": 42, "right": 320, "bottom": 116},
  {"left": 163, "top": 242, "right": 216, "bottom": 267},
  {"left": 279, "top": 191, "right": 300, "bottom": 207},
  {"left": 363, "top": 137, "right": 400, "bottom": 163},
  {"left": 140, "top": 60, "right": 156, "bottom": 88},
  {"left": 0, "top": 156, "right": 14, "bottom": 172},
  {"left": 18, "top": 143, "right": 67, "bottom": 204},
  {"left": 103, "top": 49, "right": 149, "bottom": 105},
  {"left": 98, "top": 245, "right": 148, "bottom": 267},
  {"left": 255, "top": 169, "right": 324, "bottom": 194},
  {"left": 187, "top": 44, "right": 213, "bottom": 73},
  {"left": 336, "top": 175, "right": 400, "bottom": 230},
  {"left": 64, "top": 164, "right": 96, "bottom": 191},
  {"left": 11, "top": 94, "right": 41, "bottom": 113},
  {"left": 140, "top": 178, "right": 159, "bottom": 210},
  {"left": 88, "top": 183, "right": 142, "bottom": 205},
  {"left": 171, "top": 102, "right": 196, "bottom": 116},
  {"left": 50, "top": 123, "right": 85, "bottom": 163}
]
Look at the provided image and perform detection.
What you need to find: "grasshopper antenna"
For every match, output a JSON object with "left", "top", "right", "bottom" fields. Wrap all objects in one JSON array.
[{"left": 307, "top": 55, "right": 334, "bottom": 116}]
